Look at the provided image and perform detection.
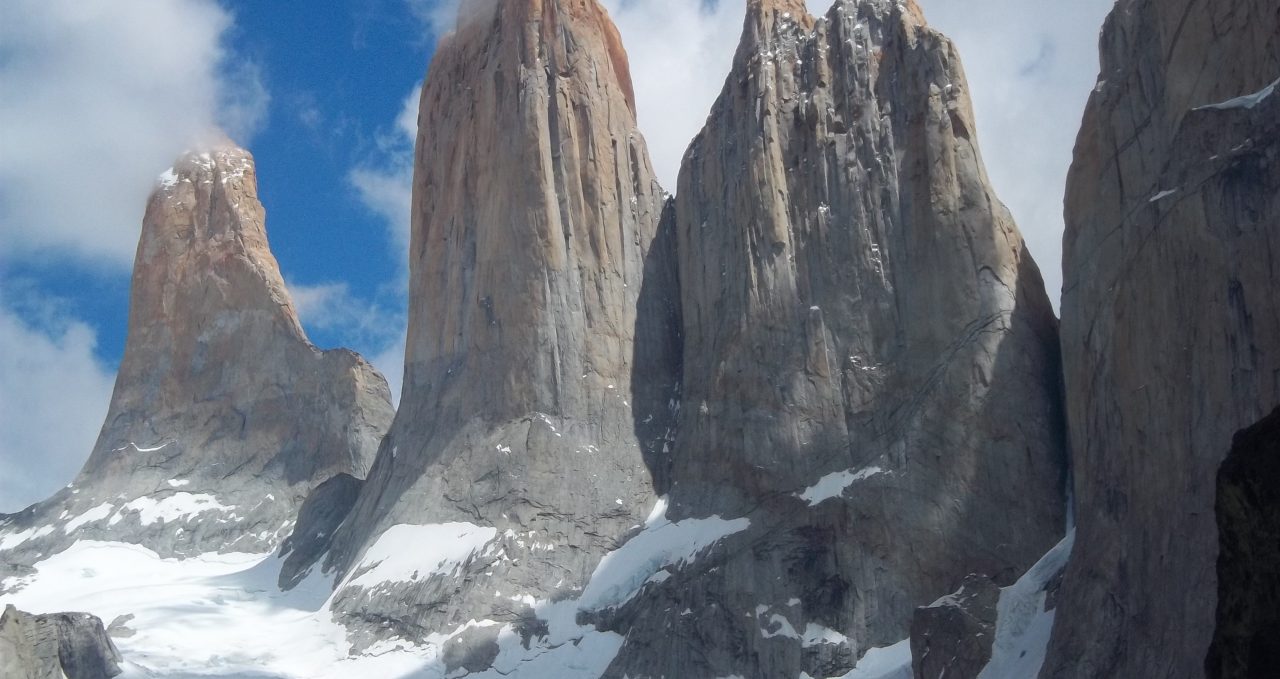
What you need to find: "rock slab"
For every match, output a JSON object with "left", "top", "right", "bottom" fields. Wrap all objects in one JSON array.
[
  {"left": 600, "top": 1, "right": 1067, "bottom": 676},
  {"left": 0, "top": 604, "right": 123, "bottom": 679},
  {"left": 1050, "top": 0, "right": 1280, "bottom": 676}
]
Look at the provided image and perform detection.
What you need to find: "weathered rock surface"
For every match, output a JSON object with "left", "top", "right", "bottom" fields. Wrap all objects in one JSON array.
[
  {"left": 909, "top": 575, "right": 1000, "bottom": 679},
  {"left": 600, "top": 1, "right": 1067, "bottom": 676},
  {"left": 1047, "top": 0, "right": 1280, "bottom": 676},
  {"left": 0, "top": 604, "right": 123, "bottom": 679},
  {"left": 0, "top": 142, "right": 394, "bottom": 573},
  {"left": 324, "top": 0, "right": 676, "bottom": 649}
]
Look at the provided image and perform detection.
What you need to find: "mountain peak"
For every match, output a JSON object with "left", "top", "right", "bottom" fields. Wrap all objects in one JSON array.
[{"left": 0, "top": 141, "right": 394, "bottom": 567}]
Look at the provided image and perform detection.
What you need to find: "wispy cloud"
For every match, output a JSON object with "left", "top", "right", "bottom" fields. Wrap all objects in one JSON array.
[
  {"left": 0, "top": 292, "right": 114, "bottom": 512},
  {"left": 342, "top": 82, "right": 420, "bottom": 405},
  {"left": 349, "top": 83, "right": 420, "bottom": 267},
  {"left": 0, "top": 0, "right": 269, "bottom": 270}
]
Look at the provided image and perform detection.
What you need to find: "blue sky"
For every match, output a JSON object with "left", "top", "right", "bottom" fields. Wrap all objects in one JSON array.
[{"left": 0, "top": 0, "right": 1113, "bottom": 511}]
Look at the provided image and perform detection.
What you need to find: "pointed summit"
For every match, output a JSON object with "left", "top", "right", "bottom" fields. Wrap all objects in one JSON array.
[
  {"left": 604, "top": 0, "right": 1068, "bottom": 674},
  {"left": 0, "top": 140, "right": 394, "bottom": 566},
  {"left": 323, "top": 0, "right": 679, "bottom": 657}
]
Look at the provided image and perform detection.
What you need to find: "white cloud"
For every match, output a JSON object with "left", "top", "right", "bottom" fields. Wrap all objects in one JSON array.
[
  {"left": 405, "top": 0, "right": 463, "bottom": 37},
  {"left": 603, "top": 0, "right": 744, "bottom": 190},
  {"left": 349, "top": 84, "right": 421, "bottom": 265},
  {"left": 0, "top": 0, "right": 269, "bottom": 269},
  {"left": 288, "top": 281, "right": 407, "bottom": 406},
  {"left": 0, "top": 296, "right": 114, "bottom": 513}
]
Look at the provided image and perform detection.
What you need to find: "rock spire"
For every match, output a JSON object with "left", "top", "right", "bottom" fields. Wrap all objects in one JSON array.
[{"left": 0, "top": 140, "right": 394, "bottom": 568}]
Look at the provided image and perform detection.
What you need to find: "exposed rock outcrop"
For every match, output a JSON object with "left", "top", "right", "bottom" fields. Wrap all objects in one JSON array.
[
  {"left": 0, "top": 142, "right": 394, "bottom": 571},
  {"left": 1048, "top": 0, "right": 1280, "bottom": 676},
  {"left": 909, "top": 575, "right": 1000, "bottom": 679},
  {"left": 324, "top": 0, "right": 676, "bottom": 648},
  {"left": 599, "top": 1, "right": 1067, "bottom": 676},
  {"left": 0, "top": 604, "right": 123, "bottom": 679}
]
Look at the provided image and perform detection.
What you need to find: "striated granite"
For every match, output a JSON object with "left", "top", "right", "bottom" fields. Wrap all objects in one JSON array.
[
  {"left": 0, "top": 142, "right": 394, "bottom": 574},
  {"left": 599, "top": 1, "right": 1067, "bottom": 676},
  {"left": 323, "top": 0, "right": 678, "bottom": 650},
  {"left": 1047, "top": 0, "right": 1280, "bottom": 676}
]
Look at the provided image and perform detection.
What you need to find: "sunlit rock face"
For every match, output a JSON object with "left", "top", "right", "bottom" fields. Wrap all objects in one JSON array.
[
  {"left": 0, "top": 141, "right": 393, "bottom": 572},
  {"left": 1048, "top": 0, "right": 1280, "bottom": 676},
  {"left": 324, "top": 0, "right": 680, "bottom": 649},
  {"left": 599, "top": 0, "right": 1067, "bottom": 676}
]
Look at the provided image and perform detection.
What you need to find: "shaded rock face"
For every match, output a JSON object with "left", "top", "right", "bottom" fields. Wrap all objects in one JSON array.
[
  {"left": 1048, "top": 0, "right": 1280, "bottom": 676},
  {"left": 909, "top": 574, "right": 1000, "bottom": 679},
  {"left": 325, "top": 0, "right": 676, "bottom": 645},
  {"left": 1207, "top": 408, "right": 1280, "bottom": 679},
  {"left": 277, "top": 473, "right": 364, "bottom": 590},
  {"left": 0, "top": 604, "right": 123, "bottom": 679},
  {"left": 0, "top": 144, "right": 394, "bottom": 570},
  {"left": 601, "top": 1, "right": 1067, "bottom": 676}
]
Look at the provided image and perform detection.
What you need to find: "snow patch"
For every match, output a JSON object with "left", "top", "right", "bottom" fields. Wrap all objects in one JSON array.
[
  {"left": 1148, "top": 188, "right": 1178, "bottom": 203},
  {"left": 64, "top": 502, "right": 114, "bottom": 532},
  {"left": 110, "top": 493, "right": 232, "bottom": 526},
  {"left": 976, "top": 530, "right": 1076, "bottom": 679},
  {"left": 1194, "top": 77, "right": 1278, "bottom": 111},
  {"left": 826, "top": 638, "right": 912, "bottom": 679},
  {"left": 345, "top": 522, "right": 498, "bottom": 589},
  {"left": 0, "top": 524, "right": 54, "bottom": 551},
  {"left": 798, "top": 465, "right": 884, "bottom": 505},
  {"left": 577, "top": 499, "right": 749, "bottom": 611},
  {"left": 156, "top": 168, "right": 180, "bottom": 189}
]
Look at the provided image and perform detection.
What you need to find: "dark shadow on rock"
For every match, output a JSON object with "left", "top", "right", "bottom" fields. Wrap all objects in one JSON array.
[
  {"left": 1206, "top": 406, "right": 1280, "bottom": 679},
  {"left": 277, "top": 473, "right": 363, "bottom": 590},
  {"left": 629, "top": 196, "right": 684, "bottom": 496}
]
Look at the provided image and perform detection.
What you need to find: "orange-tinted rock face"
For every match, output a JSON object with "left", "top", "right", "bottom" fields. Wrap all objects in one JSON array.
[
  {"left": 0, "top": 142, "right": 394, "bottom": 565},
  {"left": 325, "top": 0, "right": 680, "bottom": 646}
]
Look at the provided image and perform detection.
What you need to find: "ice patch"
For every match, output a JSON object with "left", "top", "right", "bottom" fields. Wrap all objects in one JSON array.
[
  {"left": 1194, "top": 77, "right": 1278, "bottom": 111},
  {"left": 156, "top": 168, "right": 180, "bottom": 189},
  {"left": 64, "top": 502, "right": 114, "bottom": 532},
  {"left": 109, "top": 493, "right": 232, "bottom": 526},
  {"left": 577, "top": 499, "right": 750, "bottom": 611},
  {"left": 826, "top": 638, "right": 912, "bottom": 678},
  {"left": 345, "top": 522, "right": 498, "bottom": 589},
  {"left": 976, "top": 530, "right": 1076, "bottom": 679},
  {"left": 798, "top": 466, "right": 884, "bottom": 505}
]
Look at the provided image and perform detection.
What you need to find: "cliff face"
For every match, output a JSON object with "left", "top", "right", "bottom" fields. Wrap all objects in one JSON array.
[
  {"left": 0, "top": 143, "right": 394, "bottom": 567},
  {"left": 324, "top": 0, "right": 678, "bottom": 647},
  {"left": 1049, "top": 0, "right": 1280, "bottom": 676},
  {"left": 600, "top": 1, "right": 1068, "bottom": 676}
]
